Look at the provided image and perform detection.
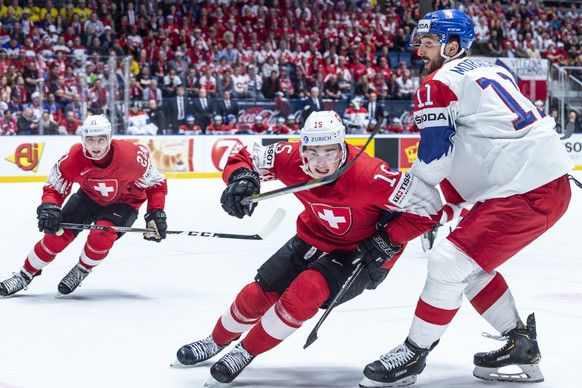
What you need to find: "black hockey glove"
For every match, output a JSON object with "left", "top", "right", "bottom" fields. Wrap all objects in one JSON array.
[
  {"left": 144, "top": 209, "right": 167, "bottom": 242},
  {"left": 351, "top": 229, "right": 401, "bottom": 269},
  {"left": 220, "top": 168, "right": 260, "bottom": 219},
  {"left": 36, "top": 202, "right": 63, "bottom": 235}
]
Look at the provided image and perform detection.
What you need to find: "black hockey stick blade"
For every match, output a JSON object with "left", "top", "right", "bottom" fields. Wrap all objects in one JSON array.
[
  {"left": 60, "top": 208, "right": 286, "bottom": 240},
  {"left": 241, "top": 121, "right": 383, "bottom": 206},
  {"left": 303, "top": 261, "right": 366, "bottom": 349}
]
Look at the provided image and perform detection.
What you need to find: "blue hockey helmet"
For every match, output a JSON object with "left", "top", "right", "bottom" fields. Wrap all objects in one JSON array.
[{"left": 411, "top": 9, "right": 475, "bottom": 51}]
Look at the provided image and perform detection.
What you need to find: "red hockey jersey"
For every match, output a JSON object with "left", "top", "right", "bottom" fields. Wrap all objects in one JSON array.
[
  {"left": 223, "top": 141, "right": 435, "bottom": 264},
  {"left": 42, "top": 139, "right": 167, "bottom": 212}
]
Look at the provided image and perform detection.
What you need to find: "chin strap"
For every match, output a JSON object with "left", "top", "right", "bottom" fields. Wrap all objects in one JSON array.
[{"left": 440, "top": 45, "right": 466, "bottom": 62}]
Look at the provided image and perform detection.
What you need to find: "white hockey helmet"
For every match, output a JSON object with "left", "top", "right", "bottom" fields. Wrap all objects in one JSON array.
[
  {"left": 81, "top": 114, "right": 112, "bottom": 160},
  {"left": 300, "top": 110, "right": 347, "bottom": 177}
]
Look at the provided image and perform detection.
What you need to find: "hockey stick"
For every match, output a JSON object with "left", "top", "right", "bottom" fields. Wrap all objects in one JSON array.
[
  {"left": 60, "top": 208, "right": 286, "bottom": 240},
  {"left": 303, "top": 261, "right": 366, "bottom": 349},
  {"left": 303, "top": 210, "right": 400, "bottom": 349},
  {"left": 240, "top": 121, "right": 383, "bottom": 206}
]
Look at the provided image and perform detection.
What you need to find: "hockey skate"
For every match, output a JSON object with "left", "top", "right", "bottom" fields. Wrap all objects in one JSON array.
[
  {"left": 0, "top": 269, "right": 37, "bottom": 297},
  {"left": 210, "top": 342, "right": 255, "bottom": 384},
  {"left": 171, "top": 335, "right": 230, "bottom": 367},
  {"left": 57, "top": 264, "right": 91, "bottom": 295},
  {"left": 359, "top": 338, "right": 438, "bottom": 388},
  {"left": 473, "top": 313, "right": 544, "bottom": 383},
  {"left": 420, "top": 223, "right": 440, "bottom": 252}
]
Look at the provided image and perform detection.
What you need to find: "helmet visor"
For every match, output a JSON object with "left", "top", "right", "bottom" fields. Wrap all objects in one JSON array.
[{"left": 410, "top": 27, "right": 440, "bottom": 49}]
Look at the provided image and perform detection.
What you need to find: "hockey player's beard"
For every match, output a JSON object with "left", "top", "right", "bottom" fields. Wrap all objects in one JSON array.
[{"left": 423, "top": 56, "right": 447, "bottom": 76}]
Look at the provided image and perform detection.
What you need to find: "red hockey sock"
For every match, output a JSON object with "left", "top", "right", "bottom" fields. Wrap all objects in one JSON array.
[
  {"left": 23, "top": 230, "right": 75, "bottom": 275},
  {"left": 79, "top": 220, "right": 117, "bottom": 269},
  {"left": 243, "top": 269, "right": 330, "bottom": 355},
  {"left": 212, "top": 281, "right": 279, "bottom": 346}
]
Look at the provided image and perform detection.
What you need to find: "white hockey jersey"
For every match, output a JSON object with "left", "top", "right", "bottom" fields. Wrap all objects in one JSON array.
[{"left": 410, "top": 57, "right": 573, "bottom": 203}]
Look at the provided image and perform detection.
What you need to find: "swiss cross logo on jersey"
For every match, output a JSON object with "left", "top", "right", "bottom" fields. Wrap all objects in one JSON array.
[
  {"left": 310, "top": 203, "right": 353, "bottom": 235},
  {"left": 88, "top": 179, "right": 118, "bottom": 201}
]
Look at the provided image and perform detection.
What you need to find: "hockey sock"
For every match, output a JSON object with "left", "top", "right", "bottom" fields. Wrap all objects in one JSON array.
[
  {"left": 79, "top": 220, "right": 117, "bottom": 269},
  {"left": 466, "top": 270, "right": 518, "bottom": 335},
  {"left": 24, "top": 229, "right": 75, "bottom": 275},
  {"left": 242, "top": 270, "right": 330, "bottom": 355},
  {"left": 212, "top": 281, "right": 279, "bottom": 346}
]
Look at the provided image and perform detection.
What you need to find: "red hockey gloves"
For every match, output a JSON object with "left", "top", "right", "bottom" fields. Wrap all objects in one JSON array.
[
  {"left": 220, "top": 168, "right": 260, "bottom": 219},
  {"left": 37, "top": 203, "right": 63, "bottom": 235},
  {"left": 352, "top": 230, "right": 401, "bottom": 269},
  {"left": 144, "top": 209, "right": 167, "bottom": 242}
]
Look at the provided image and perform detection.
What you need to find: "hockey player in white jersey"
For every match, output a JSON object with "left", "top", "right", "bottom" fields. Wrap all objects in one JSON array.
[{"left": 360, "top": 9, "right": 574, "bottom": 388}]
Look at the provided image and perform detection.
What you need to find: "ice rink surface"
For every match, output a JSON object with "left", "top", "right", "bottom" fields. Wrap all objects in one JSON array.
[{"left": 0, "top": 173, "right": 581, "bottom": 388}]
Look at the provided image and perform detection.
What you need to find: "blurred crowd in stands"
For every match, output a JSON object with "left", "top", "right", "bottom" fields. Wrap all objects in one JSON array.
[{"left": 0, "top": 0, "right": 581, "bottom": 136}]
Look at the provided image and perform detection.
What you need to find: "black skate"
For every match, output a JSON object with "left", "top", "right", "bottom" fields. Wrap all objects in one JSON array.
[
  {"left": 420, "top": 223, "right": 440, "bottom": 252},
  {"left": 210, "top": 342, "right": 255, "bottom": 384},
  {"left": 58, "top": 264, "right": 91, "bottom": 295},
  {"left": 171, "top": 335, "right": 229, "bottom": 367},
  {"left": 0, "top": 270, "right": 37, "bottom": 297},
  {"left": 360, "top": 338, "right": 438, "bottom": 387},
  {"left": 473, "top": 313, "right": 544, "bottom": 383}
]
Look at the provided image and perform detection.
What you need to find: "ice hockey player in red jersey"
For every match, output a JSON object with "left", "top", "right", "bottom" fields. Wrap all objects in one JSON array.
[
  {"left": 360, "top": 9, "right": 573, "bottom": 388},
  {"left": 171, "top": 110, "right": 443, "bottom": 385},
  {"left": 0, "top": 114, "right": 168, "bottom": 297}
]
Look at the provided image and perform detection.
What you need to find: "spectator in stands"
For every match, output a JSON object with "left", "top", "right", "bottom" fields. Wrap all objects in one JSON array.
[
  {"left": 526, "top": 40, "right": 542, "bottom": 59},
  {"left": 0, "top": 108, "right": 17, "bottom": 135},
  {"left": 231, "top": 66, "right": 249, "bottom": 99},
  {"left": 39, "top": 110, "right": 59, "bottom": 135},
  {"left": 22, "top": 59, "right": 39, "bottom": 97},
  {"left": 366, "top": 92, "right": 385, "bottom": 123},
  {"left": 215, "top": 90, "right": 239, "bottom": 119},
  {"left": 169, "top": 50, "right": 189, "bottom": 79},
  {"left": 354, "top": 73, "right": 371, "bottom": 100},
  {"left": 51, "top": 75, "right": 77, "bottom": 106},
  {"left": 198, "top": 66, "right": 218, "bottom": 98},
  {"left": 147, "top": 98, "right": 167, "bottom": 135},
  {"left": 184, "top": 67, "right": 199, "bottom": 98},
  {"left": 302, "top": 86, "right": 324, "bottom": 122},
  {"left": 8, "top": 91, "right": 24, "bottom": 116},
  {"left": 323, "top": 74, "right": 341, "bottom": 100},
  {"left": 167, "top": 86, "right": 191, "bottom": 134},
  {"left": 193, "top": 87, "right": 213, "bottom": 134},
  {"left": 262, "top": 69, "right": 281, "bottom": 99},
  {"left": 58, "top": 110, "right": 81, "bottom": 135},
  {"left": 247, "top": 65, "right": 264, "bottom": 100},
  {"left": 163, "top": 68, "right": 182, "bottom": 98},
  {"left": 142, "top": 79, "right": 162, "bottom": 108},
  {"left": 278, "top": 66, "right": 295, "bottom": 99},
  {"left": 43, "top": 93, "right": 62, "bottom": 123},
  {"left": 88, "top": 78, "right": 108, "bottom": 115},
  {"left": 128, "top": 75, "right": 143, "bottom": 102},
  {"left": 17, "top": 107, "right": 38, "bottom": 135},
  {"left": 216, "top": 68, "right": 233, "bottom": 99},
  {"left": 396, "top": 70, "right": 414, "bottom": 100}
]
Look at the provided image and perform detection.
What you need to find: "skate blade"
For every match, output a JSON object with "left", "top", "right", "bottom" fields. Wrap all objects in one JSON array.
[
  {"left": 473, "top": 364, "right": 544, "bottom": 383},
  {"left": 203, "top": 376, "right": 229, "bottom": 387},
  {"left": 359, "top": 375, "right": 417, "bottom": 387},
  {"left": 170, "top": 358, "right": 194, "bottom": 368}
]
